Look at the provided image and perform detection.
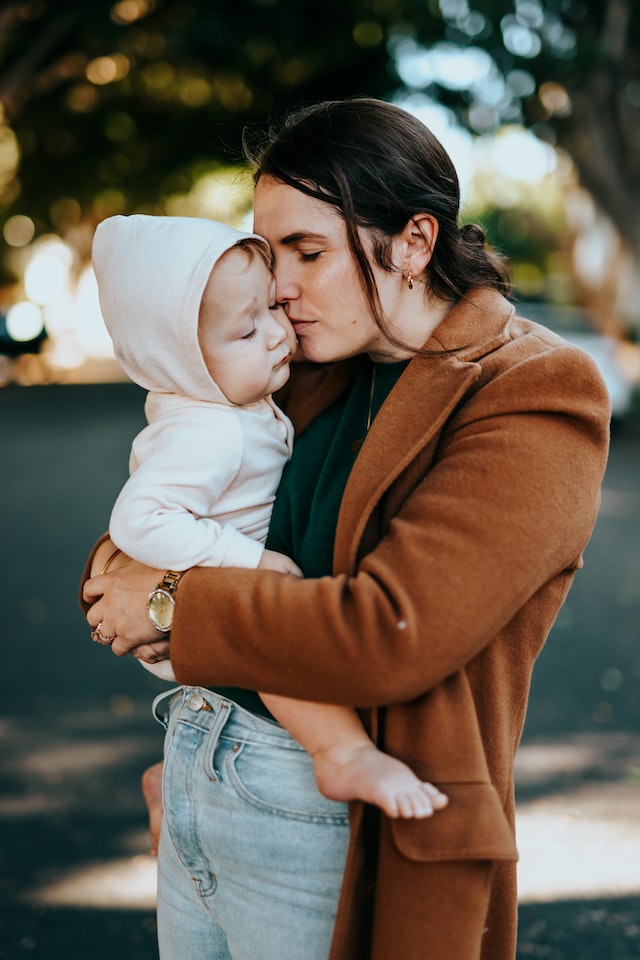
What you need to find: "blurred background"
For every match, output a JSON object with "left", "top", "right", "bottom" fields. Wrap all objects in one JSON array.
[{"left": 1, "top": 1, "right": 639, "bottom": 958}]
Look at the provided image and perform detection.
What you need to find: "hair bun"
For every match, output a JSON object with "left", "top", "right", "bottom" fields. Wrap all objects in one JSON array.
[{"left": 460, "top": 223, "right": 486, "bottom": 247}]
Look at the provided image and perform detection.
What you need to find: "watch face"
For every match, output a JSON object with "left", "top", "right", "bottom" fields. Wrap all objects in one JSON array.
[{"left": 149, "top": 589, "right": 174, "bottom": 631}]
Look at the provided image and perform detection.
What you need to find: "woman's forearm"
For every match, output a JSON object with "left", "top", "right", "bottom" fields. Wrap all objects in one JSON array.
[{"left": 169, "top": 353, "right": 608, "bottom": 706}]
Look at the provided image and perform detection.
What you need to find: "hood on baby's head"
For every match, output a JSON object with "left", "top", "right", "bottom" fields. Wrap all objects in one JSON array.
[{"left": 92, "top": 214, "right": 267, "bottom": 403}]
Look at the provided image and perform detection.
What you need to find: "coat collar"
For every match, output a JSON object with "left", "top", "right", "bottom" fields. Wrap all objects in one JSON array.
[
  {"left": 425, "top": 286, "right": 515, "bottom": 359},
  {"left": 333, "top": 289, "right": 516, "bottom": 573}
]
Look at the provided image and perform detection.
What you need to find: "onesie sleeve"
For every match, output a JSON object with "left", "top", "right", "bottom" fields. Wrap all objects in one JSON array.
[{"left": 109, "top": 408, "right": 264, "bottom": 571}]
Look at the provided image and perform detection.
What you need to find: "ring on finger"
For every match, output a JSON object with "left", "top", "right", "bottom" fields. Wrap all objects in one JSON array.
[{"left": 91, "top": 622, "right": 117, "bottom": 646}]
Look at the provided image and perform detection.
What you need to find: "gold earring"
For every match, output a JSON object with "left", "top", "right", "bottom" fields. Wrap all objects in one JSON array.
[{"left": 407, "top": 271, "right": 414, "bottom": 290}]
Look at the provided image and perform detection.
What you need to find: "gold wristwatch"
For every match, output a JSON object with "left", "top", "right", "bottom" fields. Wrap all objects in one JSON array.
[{"left": 147, "top": 570, "right": 183, "bottom": 632}]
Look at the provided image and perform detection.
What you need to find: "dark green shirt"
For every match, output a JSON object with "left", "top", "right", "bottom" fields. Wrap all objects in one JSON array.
[
  {"left": 216, "top": 358, "right": 409, "bottom": 717},
  {"left": 267, "top": 358, "right": 410, "bottom": 575}
]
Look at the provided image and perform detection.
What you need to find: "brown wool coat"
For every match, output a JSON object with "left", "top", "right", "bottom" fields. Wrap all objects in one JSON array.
[{"left": 86, "top": 288, "right": 610, "bottom": 960}]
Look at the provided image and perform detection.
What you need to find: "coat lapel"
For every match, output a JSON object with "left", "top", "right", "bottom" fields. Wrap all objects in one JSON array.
[
  {"left": 333, "top": 354, "right": 479, "bottom": 573},
  {"left": 333, "top": 290, "right": 516, "bottom": 574}
]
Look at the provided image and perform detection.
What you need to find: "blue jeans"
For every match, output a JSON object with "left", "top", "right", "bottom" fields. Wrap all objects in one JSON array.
[{"left": 153, "top": 686, "right": 351, "bottom": 960}]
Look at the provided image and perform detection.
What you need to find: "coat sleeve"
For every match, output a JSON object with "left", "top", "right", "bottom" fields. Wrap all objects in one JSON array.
[
  {"left": 109, "top": 409, "right": 264, "bottom": 571},
  {"left": 169, "top": 343, "right": 611, "bottom": 705}
]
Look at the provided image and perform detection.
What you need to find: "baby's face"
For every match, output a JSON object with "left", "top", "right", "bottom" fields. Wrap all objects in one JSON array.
[{"left": 198, "top": 247, "right": 297, "bottom": 405}]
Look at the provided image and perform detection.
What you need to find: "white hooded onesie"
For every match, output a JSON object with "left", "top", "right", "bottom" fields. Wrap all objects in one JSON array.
[{"left": 92, "top": 214, "right": 294, "bottom": 680}]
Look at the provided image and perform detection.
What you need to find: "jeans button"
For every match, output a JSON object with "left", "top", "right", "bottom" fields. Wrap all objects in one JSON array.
[{"left": 187, "top": 692, "right": 206, "bottom": 712}]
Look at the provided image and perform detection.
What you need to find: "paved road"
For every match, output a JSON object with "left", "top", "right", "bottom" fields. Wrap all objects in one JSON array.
[{"left": 1, "top": 383, "right": 639, "bottom": 959}]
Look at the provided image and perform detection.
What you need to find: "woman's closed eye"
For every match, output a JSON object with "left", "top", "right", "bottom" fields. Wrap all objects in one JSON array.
[
  {"left": 241, "top": 325, "right": 257, "bottom": 340},
  {"left": 299, "top": 250, "right": 322, "bottom": 263}
]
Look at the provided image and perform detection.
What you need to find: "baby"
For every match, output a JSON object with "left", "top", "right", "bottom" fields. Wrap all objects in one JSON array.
[{"left": 92, "top": 214, "right": 447, "bottom": 850}]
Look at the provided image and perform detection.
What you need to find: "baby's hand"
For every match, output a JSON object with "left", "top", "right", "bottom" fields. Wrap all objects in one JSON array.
[{"left": 258, "top": 549, "right": 303, "bottom": 577}]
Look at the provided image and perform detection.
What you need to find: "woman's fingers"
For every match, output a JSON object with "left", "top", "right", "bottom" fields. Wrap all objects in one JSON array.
[
  {"left": 83, "top": 573, "right": 107, "bottom": 603},
  {"left": 133, "top": 642, "right": 171, "bottom": 663},
  {"left": 84, "top": 558, "right": 167, "bottom": 655},
  {"left": 86, "top": 599, "right": 104, "bottom": 630}
]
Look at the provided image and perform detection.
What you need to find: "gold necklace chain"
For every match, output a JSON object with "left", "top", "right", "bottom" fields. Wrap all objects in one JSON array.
[{"left": 351, "top": 365, "right": 376, "bottom": 454}]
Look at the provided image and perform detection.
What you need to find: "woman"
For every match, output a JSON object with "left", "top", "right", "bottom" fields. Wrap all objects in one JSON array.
[{"left": 82, "top": 98, "right": 610, "bottom": 960}]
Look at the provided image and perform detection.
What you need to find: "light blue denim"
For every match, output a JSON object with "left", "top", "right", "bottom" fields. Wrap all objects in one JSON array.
[{"left": 153, "top": 686, "right": 351, "bottom": 960}]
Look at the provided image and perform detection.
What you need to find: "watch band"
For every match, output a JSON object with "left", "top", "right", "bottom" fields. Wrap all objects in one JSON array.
[{"left": 157, "top": 570, "right": 183, "bottom": 596}]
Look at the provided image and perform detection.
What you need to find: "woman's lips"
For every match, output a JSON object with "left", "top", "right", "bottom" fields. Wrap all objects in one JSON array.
[{"left": 290, "top": 319, "right": 315, "bottom": 335}]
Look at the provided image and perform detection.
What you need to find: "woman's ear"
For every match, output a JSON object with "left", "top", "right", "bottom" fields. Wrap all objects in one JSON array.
[{"left": 398, "top": 213, "right": 439, "bottom": 278}]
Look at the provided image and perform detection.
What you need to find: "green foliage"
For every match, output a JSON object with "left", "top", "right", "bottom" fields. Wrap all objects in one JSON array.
[
  {"left": 1, "top": 0, "right": 639, "bottom": 257},
  {"left": 466, "top": 201, "right": 570, "bottom": 301},
  {"left": 0, "top": 0, "right": 425, "bottom": 231}
]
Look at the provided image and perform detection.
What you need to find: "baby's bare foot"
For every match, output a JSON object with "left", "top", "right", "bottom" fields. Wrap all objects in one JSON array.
[{"left": 312, "top": 742, "right": 448, "bottom": 819}]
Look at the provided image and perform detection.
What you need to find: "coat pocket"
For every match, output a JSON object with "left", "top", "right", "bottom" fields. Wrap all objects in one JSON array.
[{"left": 390, "top": 781, "right": 518, "bottom": 862}]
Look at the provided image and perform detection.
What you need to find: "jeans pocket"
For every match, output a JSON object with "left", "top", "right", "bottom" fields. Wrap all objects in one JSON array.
[{"left": 223, "top": 738, "right": 350, "bottom": 824}]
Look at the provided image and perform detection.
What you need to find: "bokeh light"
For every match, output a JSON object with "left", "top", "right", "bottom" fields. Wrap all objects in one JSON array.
[
  {"left": 24, "top": 238, "right": 75, "bottom": 306},
  {"left": 86, "top": 54, "right": 131, "bottom": 86},
  {"left": 6, "top": 302, "right": 45, "bottom": 342},
  {"left": 3, "top": 215, "right": 35, "bottom": 247},
  {"left": 110, "top": 0, "right": 155, "bottom": 25}
]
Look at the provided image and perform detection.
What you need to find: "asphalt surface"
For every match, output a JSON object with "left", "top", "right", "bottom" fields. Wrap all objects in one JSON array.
[{"left": 1, "top": 382, "right": 639, "bottom": 959}]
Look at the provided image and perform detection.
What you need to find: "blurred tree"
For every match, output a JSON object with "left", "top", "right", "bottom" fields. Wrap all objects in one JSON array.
[
  {"left": 391, "top": 0, "right": 640, "bottom": 313},
  {"left": 0, "top": 0, "right": 638, "bottom": 272},
  {"left": 0, "top": 0, "right": 433, "bottom": 242}
]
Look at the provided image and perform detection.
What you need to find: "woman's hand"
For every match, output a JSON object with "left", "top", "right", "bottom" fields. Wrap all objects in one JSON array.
[{"left": 84, "top": 545, "right": 166, "bottom": 657}]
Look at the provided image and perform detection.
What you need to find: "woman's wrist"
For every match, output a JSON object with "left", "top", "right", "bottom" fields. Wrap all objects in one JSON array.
[{"left": 147, "top": 569, "right": 186, "bottom": 633}]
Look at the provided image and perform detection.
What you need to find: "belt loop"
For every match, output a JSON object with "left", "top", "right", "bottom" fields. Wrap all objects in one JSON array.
[{"left": 152, "top": 685, "right": 183, "bottom": 728}]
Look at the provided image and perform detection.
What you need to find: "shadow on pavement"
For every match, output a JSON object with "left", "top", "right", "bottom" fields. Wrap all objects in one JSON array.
[
  {"left": 517, "top": 896, "right": 640, "bottom": 959},
  {"left": 0, "top": 906, "right": 157, "bottom": 960},
  {"left": 2, "top": 897, "right": 639, "bottom": 960}
]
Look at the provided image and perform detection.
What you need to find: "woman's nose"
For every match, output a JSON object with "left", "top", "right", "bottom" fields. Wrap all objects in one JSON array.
[{"left": 273, "top": 272, "right": 298, "bottom": 306}]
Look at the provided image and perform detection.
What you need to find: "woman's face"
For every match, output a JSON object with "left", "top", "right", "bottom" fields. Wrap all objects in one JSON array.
[{"left": 253, "top": 176, "right": 398, "bottom": 363}]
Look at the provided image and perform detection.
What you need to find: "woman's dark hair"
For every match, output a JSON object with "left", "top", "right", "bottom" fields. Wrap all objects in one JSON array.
[{"left": 243, "top": 98, "right": 510, "bottom": 340}]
